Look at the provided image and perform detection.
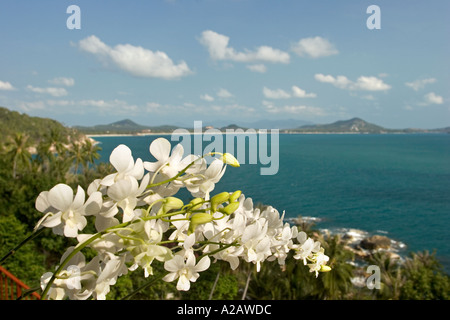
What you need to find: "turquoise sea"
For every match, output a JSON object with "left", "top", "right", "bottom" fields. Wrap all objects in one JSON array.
[{"left": 92, "top": 133, "right": 450, "bottom": 272}]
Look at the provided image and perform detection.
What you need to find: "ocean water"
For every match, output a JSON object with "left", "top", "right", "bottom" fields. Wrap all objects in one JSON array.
[{"left": 93, "top": 133, "right": 450, "bottom": 271}]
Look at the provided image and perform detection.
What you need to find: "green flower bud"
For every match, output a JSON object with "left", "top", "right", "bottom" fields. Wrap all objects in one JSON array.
[
  {"left": 320, "top": 265, "right": 332, "bottom": 272},
  {"left": 190, "top": 213, "right": 214, "bottom": 225},
  {"left": 161, "top": 197, "right": 184, "bottom": 214},
  {"left": 189, "top": 198, "right": 204, "bottom": 211},
  {"left": 220, "top": 153, "right": 240, "bottom": 167},
  {"left": 219, "top": 201, "right": 240, "bottom": 215},
  {"left": 229, "top": 190, "right": 242, "bottom": 202},
  {"left": 210, "top": 192, "right": 230, "bottom": 211},
  {"left": 188, "top": 213, "right": 214, "bottom": 234}
]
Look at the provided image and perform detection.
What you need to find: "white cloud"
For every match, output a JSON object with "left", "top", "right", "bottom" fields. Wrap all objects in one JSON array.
[
  {"left": 291, "top": 85, "right": 317, "bottom": 98},
  {"left": 217, "top": 88, "right": 233, "bottom": 98},
  {"left": 199, "top": 30, "right": 290, "bottom": 64},
  {"left": 246, "top": 64, "right": 267, "bottom": 73},
  {"left": 356, "top": 76, "right": 391, "bottom": 91},
  {"left": 78, "top": 35, "right": 192, "bottom": 80},
  {"left": 405, "top": 78, "right": 437, "bottom": 91},
  {"left": 144, "top": 101, "right": 255, "bottom": 117},
  {"left": 48, "top": 77, "right": 75, "bottom": 87},
  {"left": 314, "top": 74, "right": 391, "bottom": 91},
  {"left": 263, "top": 86, "right": 317, "bottom": 99},
  {"left": 211, "top": 103, "right": 255, "bottom": 114},
  {"left": 291, "top": 36, "right": 338, "bottom": 58},
  {"left": 263, "top": 87, "right": 291, "bottom": 99},
  {"left": 314, "top": 74, "right": 352, "bottom": 89},
  {"left": 15, "top": 100, "right": 46, "bottom": 111},
  {"left": 423, "top": 92, "right": 443, "bottom": 105},
  {"left": 26, "top": 85, "right": 68, "bottom": 97},
  {"left": 46, "top": 98, "right": 138, "bottom": 110},
  {"left": 78, "top": 99, "right": 138, "bottom": 112},
  {"left": 263, "top": 100, "right": 326, "bottom": 116},
  {"left": 200, "top": 94, "right": 214, "bottom": 102},
  {"left": 0, "top": 80, "right": 16, "bottom": 91}
]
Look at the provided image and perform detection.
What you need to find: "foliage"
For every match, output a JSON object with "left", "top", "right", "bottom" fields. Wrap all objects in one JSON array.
[
  {"left": 0, "top": 214, "right": 46, "bottom": 288},
  {"left": 0, "top": 106, "right": 82, "bottom": 147},
  {"left": 400, "top": 251, "right": 450, "bottom": 300},
  {"left": 0, "top": 114, "right": 104, "bottom": 289},
  {"left": 245, "top": 233, "right": 355, "bottom": 300}
]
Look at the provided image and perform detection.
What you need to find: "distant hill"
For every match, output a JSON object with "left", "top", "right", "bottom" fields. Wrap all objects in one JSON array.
[
  {"left": 291, "top": 117, "right": 388, "bottom": 134},
  {"left": 199, "top": 119, "right": 313, "bottom": 130},
  {"left": 287, "top": 117, "right": 449, "bottom": 134},
  {"left": 0, "top": 106, "right": 83, "bottom": 145},
  {"left": 76, "top": 118, "right": 314, "bottom": 134},
  {"left": 74, "top": 116, "right": 449, "bottom": 135},
  {"left": 74, "top": 119, "right": 180, "bottom": 134}
]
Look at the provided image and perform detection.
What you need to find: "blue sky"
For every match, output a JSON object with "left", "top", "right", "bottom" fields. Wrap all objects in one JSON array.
[{"left": 0, "top": 0, "right": 448, "bottom": 129}]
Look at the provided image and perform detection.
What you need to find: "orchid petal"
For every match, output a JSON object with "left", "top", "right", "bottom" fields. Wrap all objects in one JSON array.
[
  {"left": 150, "top": 138, "right": 171, "bottom": 161},
  {"left": 110, "top": 144, "right": 134, "bottom": 173},
  {"left": 48, "top": 184, "right": 74, "bottom": 212}
]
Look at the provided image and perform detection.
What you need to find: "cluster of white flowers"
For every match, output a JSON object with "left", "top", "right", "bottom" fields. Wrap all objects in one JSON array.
[{"left": 35, "top": 138, "right": 330, "bottom": 300}]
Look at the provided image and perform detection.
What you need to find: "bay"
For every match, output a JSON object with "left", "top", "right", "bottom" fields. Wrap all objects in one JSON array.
[{"left": 92, "top": 133, "right": 450, "bottom": 272}]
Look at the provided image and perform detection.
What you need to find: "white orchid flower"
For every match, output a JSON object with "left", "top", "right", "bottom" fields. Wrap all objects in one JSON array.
[
  {"left": 307, "top": 248, "right": 330, "bottom": 278},
  {"left": 241, "top": 220, "right": 272, "bottom": 272},
  {"left": 183, "top": 158, "right": 226, "bottom": 198},
  {"left": 93, "top": 253, "right": 129, "bottom": 300},
  {"left": 101, "top": 144, "right": 144, "bottom": 187},
  {"left": 144, "top": 138, "right": 187, "bottom": 178},
  {"left": 294, "top": 231, "right": 321, "bottom": 264},
  {"left": 40, "top": 247, "right": 90, "bottom": 300},
  {"left": 163, "top": 252, "right": 210, "bottom": 291},
  {"left": 107, "top": 173, "right": 150, "bottom": 223},
  {"left": 35, "top": 184, "right": 102, "bottom": 237}
]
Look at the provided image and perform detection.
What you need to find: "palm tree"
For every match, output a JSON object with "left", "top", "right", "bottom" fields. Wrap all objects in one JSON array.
[
  {"left": 70, "top": 142, "right": 85, "bottom": 174},
  {"left": 47, "top": 127, "right": 68, "bottom": 156},
  {"left": 81, "top": 138, "right": 101, "bottom": 169},
  {"left": 367, "top": 251, "right": 404, "bottom": 299},
  {"left": 5, "top": 132, "right": 32, "bottom": 178},
  {"left": 316, "top": 234, "right": 355, "bottom": 299},
  {"left": 34, "top": 127, "right": 69, "bottom": 175}
]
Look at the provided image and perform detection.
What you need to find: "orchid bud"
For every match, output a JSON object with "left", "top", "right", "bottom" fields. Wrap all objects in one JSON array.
[
  {"left": 160, "top": 197, "right": 184, "bottom": 214},
  {"left": 229, "top": 190, "right": 242, "bottom": 202},
  {"left": 190, "top": 213, "right": 214, "bottom": 225},
  {"left": 219, "top": 201, "right": 240, "bottom": 215},
  {"left": 220, "top": 153, "right": 240, "bottom": 167},
  {"left": 188, "top": 213, "right": 214, "bottom": 234},
  {"left": 210, "top": 192, "right": 230, "bottom": 211},
  {"left": 189, "top": 198, "right": 204, "bottom": 211},
  {"left": 320, "top": 265, "right": 332, "bottom": 272}
]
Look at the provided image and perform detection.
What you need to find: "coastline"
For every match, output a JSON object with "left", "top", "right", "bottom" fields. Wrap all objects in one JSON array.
[{"left": 86, "top": 131, "right": 447, "bottom": 138}]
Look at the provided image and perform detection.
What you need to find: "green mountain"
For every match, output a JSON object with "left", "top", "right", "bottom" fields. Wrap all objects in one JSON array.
[
  {"left": 0, "top": 106, "right": 83, "bottom": 145},
  {"left": 286, "top": 117, "right": 449, "bottom": 134},
  {"left": 291, "top": 117, "right": 388, "bottom": 133},
  {"left": 72, "top": 115, "right": 450, "bottom": 135},
  {"left": 74, "top": 119, "right": 180, "bottom": 134}
]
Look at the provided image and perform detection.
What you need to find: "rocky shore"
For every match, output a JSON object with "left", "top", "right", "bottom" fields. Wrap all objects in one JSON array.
[
  {"left": 288, "top": 216, "right": 409, "bottom": 289},
  {"left": 288, "top": 216, "right": 407, "bottom": 261}
]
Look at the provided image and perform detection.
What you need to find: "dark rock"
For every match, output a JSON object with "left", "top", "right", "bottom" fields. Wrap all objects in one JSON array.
[{"left": 360, "top": 235, "right": 391, "bottom": 250}]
